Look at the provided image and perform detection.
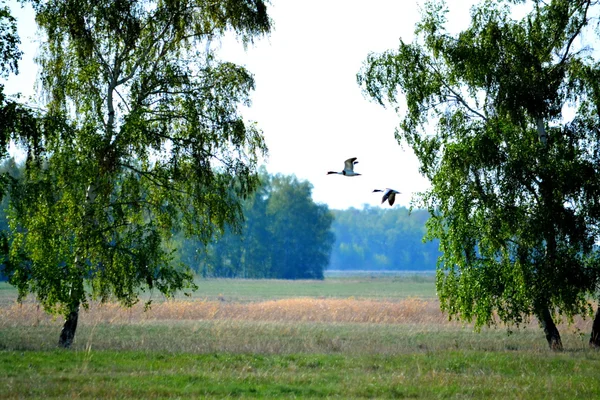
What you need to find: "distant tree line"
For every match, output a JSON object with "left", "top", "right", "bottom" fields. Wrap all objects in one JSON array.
[
  {"left": 328, "top": 206, "right": 439, "bottom": 271},
  {"left": 176, "top": 185, "right": 440, "bottom": 276},
  {"left": 173, "top": 169, "right": 335, "bottom": 279}
]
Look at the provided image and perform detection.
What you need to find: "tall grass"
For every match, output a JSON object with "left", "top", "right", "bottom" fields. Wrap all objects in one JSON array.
[
  {"left": 1, "top": 297, "right": 445, "bottom": 324},
  {"left": 0, "top": 297, "right": 594, "bottom": 353}
]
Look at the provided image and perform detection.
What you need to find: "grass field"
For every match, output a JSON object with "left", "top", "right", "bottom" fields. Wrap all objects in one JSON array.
[
  {"left": 178, "top": 271, "right": 438, "bottom": 302},
  {"left": 0, "top": 273, "right": 437, "bottom": 306},
  {"left": 2, "top": 273, "right": 600, "bottom": 399}
]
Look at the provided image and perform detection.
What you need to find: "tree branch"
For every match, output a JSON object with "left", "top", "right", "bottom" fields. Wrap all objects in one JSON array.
[
  {"left": 554, "top": 1, "right": 591, "bottom": 68},
  {"left": 426, "top": 59, "right": 488, "bottom": 121},
  {"left": 119, "top": 162, "right": 190, "bottom": 195}
]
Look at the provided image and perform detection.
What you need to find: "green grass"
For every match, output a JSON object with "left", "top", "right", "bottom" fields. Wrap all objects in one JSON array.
[
  {"left": 0, "top": 282, "right": 19, "bottom": 306},
  {"left": 185, "top": 273, "right": 437, "bottom": 302},
  {"left": 0, "top": 319, "right": 593, "bottom": 354},
  {"left": 2, "top": 348, "right": 600, "bottom": 399},
  {"left": 1, "top": 275, "right": 437, "bottom": 305},
  {"left": 1, "top": 274, "right": 437, "bottom": 305}
]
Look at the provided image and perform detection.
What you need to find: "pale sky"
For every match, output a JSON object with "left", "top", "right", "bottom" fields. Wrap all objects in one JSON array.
[{"left": 3, "top": 0, "right": 483, "bottom": 210}]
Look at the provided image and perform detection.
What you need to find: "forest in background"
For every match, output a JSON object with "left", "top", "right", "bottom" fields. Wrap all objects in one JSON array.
[
  {"left": 173, "top": 168, "right": 335, "bottom": 279},
  {"left": 175, "top": 167, "right": 439, "bottom": 277},
  {"left": 329, "top": 207, "right": 439, "bottom": 271}
]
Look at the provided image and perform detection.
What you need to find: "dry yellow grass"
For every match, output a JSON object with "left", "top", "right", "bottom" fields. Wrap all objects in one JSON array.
[
  {"left": 0, "top": 297, "right": 446, "bottom": 326},
  {"left": 0, "top": 297, "right": 593, "bottom": 334}
]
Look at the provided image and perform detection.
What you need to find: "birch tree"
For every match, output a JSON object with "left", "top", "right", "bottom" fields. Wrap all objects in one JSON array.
[
  {"left": 4, "top": 0, "right": 271, "bottom": 348},
  {"left": 358, "top": 0, "right": 600, "bottom": 349}
]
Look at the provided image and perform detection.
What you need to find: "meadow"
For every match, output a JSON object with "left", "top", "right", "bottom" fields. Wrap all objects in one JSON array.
[{"left": 2, "top": 273, "right": 600, "bottom": 399}]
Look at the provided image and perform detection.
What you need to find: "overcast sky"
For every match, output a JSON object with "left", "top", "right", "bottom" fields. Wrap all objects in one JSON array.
[{"left": 4, "top": 0, "right": 483, "bottom": 210}]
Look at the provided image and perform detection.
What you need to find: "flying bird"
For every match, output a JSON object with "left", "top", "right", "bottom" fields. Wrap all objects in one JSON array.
[
  {"left": 373, "top": 188, "right": 401, "bottom": 206},
  {"left": 327, "top": 157, "right": 361, "bottom": 176}
]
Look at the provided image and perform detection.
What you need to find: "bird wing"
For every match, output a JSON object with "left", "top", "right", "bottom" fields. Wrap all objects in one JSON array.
[
  {"left": 382, "top": 189, "right": 400, "bottom": 206},
  {"left": 381, "top": 190, "right": 391, "bottom": 204},
  {"left": 344, "top": 157, "right": 358, "bottom": 171},
  {"left": 388, "top": 192, "right": 396, "bottom": 206}
]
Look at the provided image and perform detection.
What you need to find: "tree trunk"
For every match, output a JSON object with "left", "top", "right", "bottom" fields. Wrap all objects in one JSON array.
[
  {"left": 536, "top": 117, "right": 548, "bottom": 146},
  {"left": 58, "top": 304, "right": 80, "bottom": 348},
  {"left": 589, "top": 306, "right": 600, "bottom": 348},
  {"left": 538, "top": 307, "right": 563, "bottom": 350}
]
